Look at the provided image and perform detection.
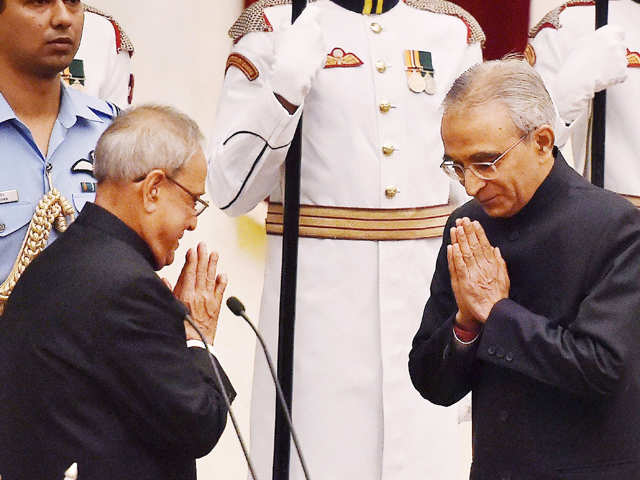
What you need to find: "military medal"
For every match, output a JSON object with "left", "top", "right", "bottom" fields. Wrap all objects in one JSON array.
[
  {"left": 424, "top": 72, "right": 436, "bottom": 95},
  {"left": 404, "top": 50, "right": 436, "bottom": 95},
  {"left": 408, "top": 71, "right": 426, "bottom": 93}
]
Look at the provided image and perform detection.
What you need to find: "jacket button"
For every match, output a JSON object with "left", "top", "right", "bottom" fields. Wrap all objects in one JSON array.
[
  {"left": 375, "top": 60, "right": 387, "bottom": 73},
  {"left": 487, "top": 346, "right": 496, "bottom": 356},
  {"left": 509, "top": 231, "right": 519, "bottom": 241},
  {"left": 379, "top": 102, "right": 392, "bottom": 113},
  {"left": 496, "top": 347, "right": 505, "bottom": 359},
  {"left": 370, "top": 22, "right": 383, "bottom": 33},
  {"left": 0, "top": 223, "right": 5, "bottom": 233},
  {"left": 385, "top": 186, "right": 399, "bottom": 199},
  {"left": 506, "top": 352, "right": 514, "bottom": 362},
  {"left": 382, "top": 144, "right": 396, "bottom": 156},
  {"left": 499, "top": 410, "right": 509, "bottom": 422}
]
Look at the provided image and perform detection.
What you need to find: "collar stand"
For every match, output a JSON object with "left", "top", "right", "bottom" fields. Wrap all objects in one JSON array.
[{"left": 330, "top": 0, "right": 400, "bottom": 15}]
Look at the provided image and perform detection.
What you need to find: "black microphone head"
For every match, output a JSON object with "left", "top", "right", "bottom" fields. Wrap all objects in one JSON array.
[{"left": 226, "top": 296, "right": 246, "bottom": 316}]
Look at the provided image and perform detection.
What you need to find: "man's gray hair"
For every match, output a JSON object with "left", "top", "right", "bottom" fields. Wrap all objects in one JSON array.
[
  {"left": 94, "top": 105, "right": 205, "bottom": 182},
  {"left": 442, "top": 58, "right": 556, "bottom": 134}
]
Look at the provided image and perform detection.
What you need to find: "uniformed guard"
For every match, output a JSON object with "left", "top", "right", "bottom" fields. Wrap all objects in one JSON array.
[
  {"left": 0, "top": 0, "right": 118, "bottom": 313},
  {"left": 209, "top": 1, "right": 484, "bottom": 478},
  {"left": 61, "top": 4, "right": 135, "bottom": 108},
  {"left": 527, "top": 0, "right": 640, "bottom": 206}
]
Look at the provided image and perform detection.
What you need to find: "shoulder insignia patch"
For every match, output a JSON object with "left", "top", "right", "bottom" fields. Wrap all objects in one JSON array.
[
  {"left": 524, "top": 43, "right": 536, "bottom": 66},
  {"left": 325, "top": 48, "right": 364, "bottom": 68},
  {"left": 403, "top": 0, "right": 485, "bottom": 46},
  {"left": 83, "top": 4, "right": 135, "bottom": 55},
  {"left": 628, "top": 48, "right": 640, "bottom": 68},
  {"left": 226, "top": 53, "right": 260, "bottom": 80},
  {"left": 529, "top": 1, "right": 595, "bottom": 39}
]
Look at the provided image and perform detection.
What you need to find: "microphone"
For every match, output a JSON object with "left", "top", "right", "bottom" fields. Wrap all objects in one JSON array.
[
  {"left": 226, "top": 296, "right": 311, "bottom": 480},
  {"left": 183, "top": 313, "right": 259, "bottom": 480}
]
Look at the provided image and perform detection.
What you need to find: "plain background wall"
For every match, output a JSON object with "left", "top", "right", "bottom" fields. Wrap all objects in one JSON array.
[{"left": 85, "top": 1, "right": 565, "bottom": 477}]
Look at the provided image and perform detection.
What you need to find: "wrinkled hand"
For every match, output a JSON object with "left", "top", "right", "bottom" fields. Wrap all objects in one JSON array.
[
  {"left": 271, "top": 4, "right": 327, "bottom": 107},
  {"left": 172, "top": 243, "right": 228, "bottom": 345},
  {"left": 447, "top": 218, "right": 510, "bottom": 327},
  {"left": 554, "top": 24, "right": 628, "bottom": 123}
]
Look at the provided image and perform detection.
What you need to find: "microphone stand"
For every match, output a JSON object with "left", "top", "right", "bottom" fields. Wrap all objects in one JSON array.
[
  {"left": 227, "top": 297, "right": 311, "bottom": 480},
  {"left": 184, "top": 314, "right": 259, "bottom": 480}
]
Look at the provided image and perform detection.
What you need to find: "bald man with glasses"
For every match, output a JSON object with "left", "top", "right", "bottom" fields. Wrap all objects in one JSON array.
[{"left": 409, "top": 59, "right": 640, "bottom": 479}]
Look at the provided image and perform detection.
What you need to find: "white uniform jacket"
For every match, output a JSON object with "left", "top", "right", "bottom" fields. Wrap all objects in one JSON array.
[
  {"left": 64, "top": 5, "right": 135, "bottom": 108},
  {"left": 528, "top": 0, "right": 640, "bottom": 195},
  {"left": 209, "top": 1, "right": 483, "bottom": 478}
]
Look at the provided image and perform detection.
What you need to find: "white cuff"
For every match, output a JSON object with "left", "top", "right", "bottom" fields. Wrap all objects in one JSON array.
[{"left": 186, "top": 339, "right": 215, "bottom": 355}]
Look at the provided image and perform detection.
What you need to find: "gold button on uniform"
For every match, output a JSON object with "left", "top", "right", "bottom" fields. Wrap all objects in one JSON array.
[
  {"left": 0, "top": 223, "right": 5, "bottom": 233},
  {"left": 382, "top": 145, "right": 396, "bottom": 156},
  {"left": 370, "top": 22, "right": 382, "bottom": 33},
  {"left": 385, "top": 187, "right": 399, "bottom": 198},
  {"left": 379, "top": 102, "right": 392, "bottom": 113},
  {"left": 375, "top": 61, "right": 387, "bottom": 73}
]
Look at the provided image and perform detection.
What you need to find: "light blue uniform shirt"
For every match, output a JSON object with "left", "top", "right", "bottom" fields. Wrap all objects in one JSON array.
[{"left": 0, "top": 85, "right": 117, "bottom": 284}]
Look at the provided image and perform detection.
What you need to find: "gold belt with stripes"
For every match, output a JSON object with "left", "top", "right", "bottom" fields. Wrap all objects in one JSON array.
[
  {"left": 623, "top": 194, "right": 640, "bottom": 208},
  {"left": 266, "top": 202, "right": 455, "bottom": 241}
]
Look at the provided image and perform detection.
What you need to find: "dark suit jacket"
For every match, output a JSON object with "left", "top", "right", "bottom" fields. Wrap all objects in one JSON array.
[
  {"left": 409, "top": 153, "right": 640, "bottom": 479},
  {"left": 0, "top": 203, "right": 235, "bottom": 480}
]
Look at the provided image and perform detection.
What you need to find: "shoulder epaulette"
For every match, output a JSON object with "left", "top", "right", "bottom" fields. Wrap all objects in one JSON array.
[
  {"left": 229, "top": 0, "right": 293, "bottom": 43},
  {"left": 529, "top": 1, "right": 595, "bottom": 38},
  {"left": 83, "top": 4, "right": 135, "bottom": 55},
  {"left": 404, "top": 0, "right": 485, "bottom": 45}
]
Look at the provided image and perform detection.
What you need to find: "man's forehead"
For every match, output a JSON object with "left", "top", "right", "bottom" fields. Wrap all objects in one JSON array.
[{"left": 175, "top": 150, "right": 207, "bottom": 186}]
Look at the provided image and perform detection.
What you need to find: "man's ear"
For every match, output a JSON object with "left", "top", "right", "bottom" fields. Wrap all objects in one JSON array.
[
  {"left": 533, "top": 125, "right": 555, "bottom": 159},
  {"left": 141, "top": 169, "right": 165, "bottom": 214}
]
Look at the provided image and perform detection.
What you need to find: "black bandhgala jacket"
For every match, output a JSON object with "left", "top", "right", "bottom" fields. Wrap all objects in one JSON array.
[
  {"left": 410, "top": 152, "right": 640, "bottom": 480},
  {"left": 0, "top": 203, "right": 234, "bottom": 480}
]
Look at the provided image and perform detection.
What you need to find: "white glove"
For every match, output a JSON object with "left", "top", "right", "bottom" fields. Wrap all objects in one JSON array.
[
  {"left": 553, "top": 24, "right": 628, "bottom": 123},
  {"left": 271, "top": 5, "right": 327, "bottom": 107}
]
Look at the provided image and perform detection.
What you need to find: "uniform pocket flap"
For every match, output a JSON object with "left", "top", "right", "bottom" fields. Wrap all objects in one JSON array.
[{"left": 0, "top": 201, "right": 33, "bottom": 238}]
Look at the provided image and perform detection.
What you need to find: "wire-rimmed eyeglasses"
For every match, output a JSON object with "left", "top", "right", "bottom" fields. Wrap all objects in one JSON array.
[
  {"left": 134, "top": 171, "right": 210, "bottom": 217},
  {"left": 440, "top": 132, "right": 529, "bottom": 185},
  {"left": 165, "top": 175, "right": 209, "bottom": 217}
]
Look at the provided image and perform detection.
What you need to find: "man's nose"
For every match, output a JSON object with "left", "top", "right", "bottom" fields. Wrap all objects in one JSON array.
[
  {"left": 186, "top": 214, "right": 198, "bottom": 232},
  {"left": 464, "top": 169, "right": 486, "bottom": 197},
  {"left": 51, "top": 0, "right": 75, "bottom": 28}
]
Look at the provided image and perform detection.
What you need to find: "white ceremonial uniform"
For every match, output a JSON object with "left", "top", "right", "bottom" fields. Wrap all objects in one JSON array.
[
  {"left": 63, "top": 5, "right": 134, "bottom": 108},
  {"left": 209, "top": 1, "right": 483, "bottom": 478},
  {"left": 528, "top": 0, "right": 640, "bottom": 195}
]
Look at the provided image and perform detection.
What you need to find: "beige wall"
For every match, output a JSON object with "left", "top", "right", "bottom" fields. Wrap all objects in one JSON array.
[{"left": 85, "top": 0, "right": 565, "bottom": 477}]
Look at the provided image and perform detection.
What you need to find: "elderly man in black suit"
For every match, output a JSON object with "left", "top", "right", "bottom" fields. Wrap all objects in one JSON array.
[
  {"left": 409, "top": 59, "right": 640, "bottom": 479},
  {"left": 0, "top": 105, "right": 234, "bottom": 480}
]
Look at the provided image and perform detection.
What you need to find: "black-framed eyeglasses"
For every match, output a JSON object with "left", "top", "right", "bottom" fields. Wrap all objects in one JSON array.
[
  {"left": 440, "top": 132, "right": 529, "bottom": 185},
  {"left": 165, "top": 175, "right": 209, "bottom": 217}
]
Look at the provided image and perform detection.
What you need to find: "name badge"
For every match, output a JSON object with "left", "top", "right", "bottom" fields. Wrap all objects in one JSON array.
[{"left": 0, "top": 190, "right": 19, "bottom": 204}]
